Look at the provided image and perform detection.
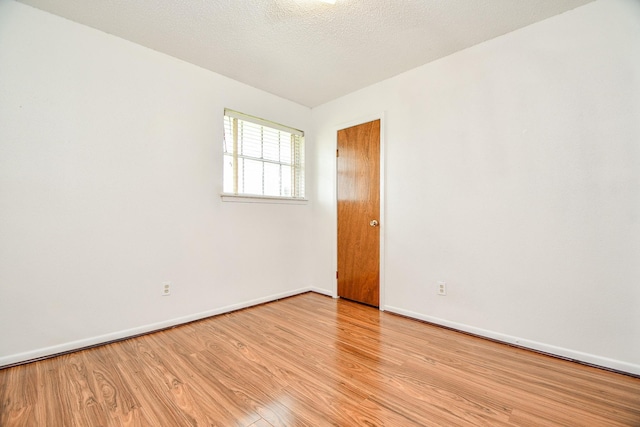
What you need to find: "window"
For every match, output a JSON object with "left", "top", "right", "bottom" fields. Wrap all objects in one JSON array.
[{"left": 223, "top": 109, "right": 305, "bottom": 199}]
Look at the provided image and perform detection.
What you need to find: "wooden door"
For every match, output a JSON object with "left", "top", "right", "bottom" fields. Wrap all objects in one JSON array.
[{"left": 337, "top": 119, "right": 380, "bottom": 307}]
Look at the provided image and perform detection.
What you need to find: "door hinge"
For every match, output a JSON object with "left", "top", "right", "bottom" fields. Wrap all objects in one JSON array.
[
  {"left": 336, "top": 149, "right": 339, "bottom": 158},
  {"left": 336, "top": 271, "right": 339, "bottom": 279}
]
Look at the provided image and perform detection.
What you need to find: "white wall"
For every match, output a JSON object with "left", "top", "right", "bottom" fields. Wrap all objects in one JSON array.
[
  {"left": 311, "top": 0, "right": 640, "bottom": 375},
  {"left": 2, "top": 0, "right": 639, "bottom": 376},
  {"left": 0, "top": 0, "right": 314, "bottom": 366}
]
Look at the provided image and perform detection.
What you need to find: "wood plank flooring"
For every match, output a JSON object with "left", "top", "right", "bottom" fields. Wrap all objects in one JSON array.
[{"left": 1, "top": 292, "right": 639, "bottom": 426}]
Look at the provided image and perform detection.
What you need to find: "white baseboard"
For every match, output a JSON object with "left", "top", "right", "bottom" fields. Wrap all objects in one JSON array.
[
  {"left": 4, "top": 292, "right": 637, "bottom": 376},
  {"left": 385, "top": 305, "right": 640, "bottom": 376},
  {"left": 308, "top": 286, "right": 335, "bottom": 298},
  {"left": 0, "top": 287, "right": 313, "bottom": 368}
]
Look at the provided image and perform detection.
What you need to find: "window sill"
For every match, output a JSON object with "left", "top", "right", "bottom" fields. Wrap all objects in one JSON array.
[{"left": 220, "top": 193, "right": 309, "bottom": 205}]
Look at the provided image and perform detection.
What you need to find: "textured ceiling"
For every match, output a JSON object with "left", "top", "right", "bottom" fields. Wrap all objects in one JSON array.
[{"left": 17, "top": 0, "right": 595, "bottom": 107}]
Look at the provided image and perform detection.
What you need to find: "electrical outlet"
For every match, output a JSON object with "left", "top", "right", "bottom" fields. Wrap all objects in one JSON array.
[
  {"left": 437, "top": 281, "right": 447, "bottom": 296},
  {"left": 162, "top": 281, "right": 171, "bottom": 296}
]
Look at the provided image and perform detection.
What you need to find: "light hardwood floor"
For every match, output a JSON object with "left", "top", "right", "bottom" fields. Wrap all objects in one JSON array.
[{"left": 1, "top": 292, "right": 639, "bottom": 426}]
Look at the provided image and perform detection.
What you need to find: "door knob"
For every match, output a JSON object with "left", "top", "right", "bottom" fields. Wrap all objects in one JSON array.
[{"left": 369, "top": 220, "right": 379, "bottom": 227}]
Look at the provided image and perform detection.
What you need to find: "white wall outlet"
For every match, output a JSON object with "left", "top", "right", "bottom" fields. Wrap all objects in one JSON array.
[
  {"left": 437, "top": 281, "right": 447, "bottom": 296},
  {"left": 162, "top": 281, "right": 171, "bottom": 296}
]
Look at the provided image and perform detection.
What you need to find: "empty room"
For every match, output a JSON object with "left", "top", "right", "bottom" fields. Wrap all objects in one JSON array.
[{"left": 1, "top": 0, "right": 639, "bottom": 425}]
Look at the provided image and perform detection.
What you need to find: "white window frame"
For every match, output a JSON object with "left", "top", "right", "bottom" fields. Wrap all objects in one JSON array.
[{"left": 221, "top": 109, "right": 306, "bottom": 204}]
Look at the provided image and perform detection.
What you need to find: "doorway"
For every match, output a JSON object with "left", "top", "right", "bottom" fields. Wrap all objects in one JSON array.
[{"left": 337, "top": 119, "right": 381, "bottom": 307}]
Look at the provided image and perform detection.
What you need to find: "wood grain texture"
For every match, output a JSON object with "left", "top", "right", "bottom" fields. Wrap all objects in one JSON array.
[
  {"left": 337, "top": 119, "right": 381, "bottom": 307},
  {"left": 1, "top": 292, "right": 639, "bottom": 426}
]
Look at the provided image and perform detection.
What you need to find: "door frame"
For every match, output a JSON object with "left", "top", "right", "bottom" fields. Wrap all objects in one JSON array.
[{"left": 332, "top": 112, "right": 386, "bottom": 311}]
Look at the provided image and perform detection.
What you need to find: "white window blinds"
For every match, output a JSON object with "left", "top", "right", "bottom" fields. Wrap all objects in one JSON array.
[{"left": 223, "top": 109, "right": 305, "bottom": 199}]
